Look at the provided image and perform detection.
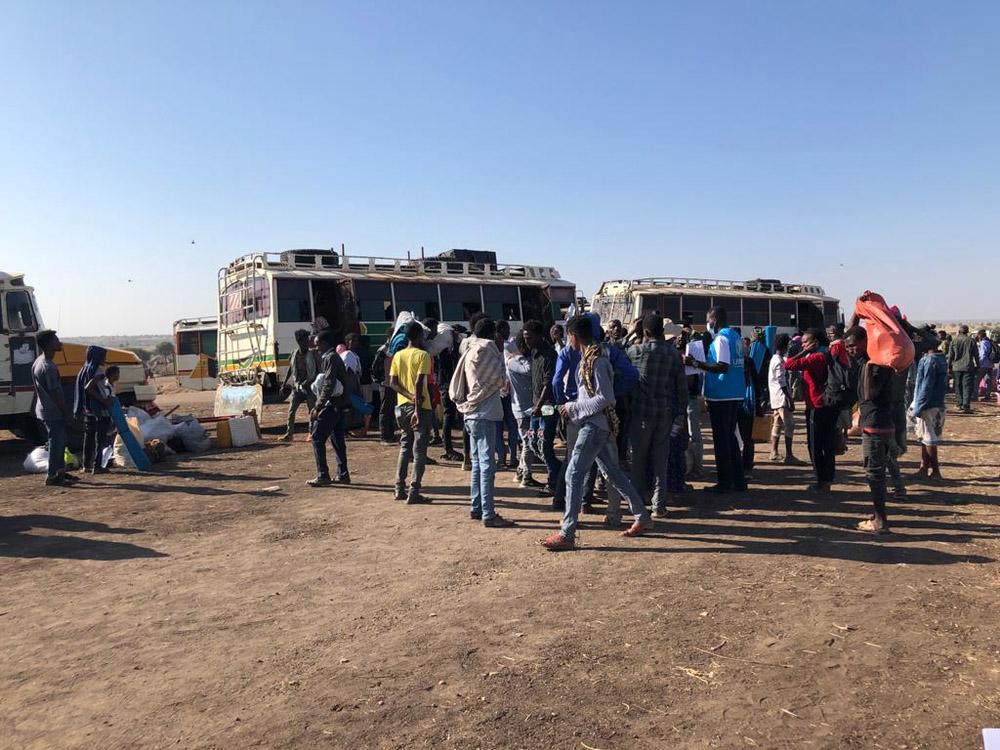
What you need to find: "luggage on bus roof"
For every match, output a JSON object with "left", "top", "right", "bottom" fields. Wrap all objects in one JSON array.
[
  {"left": 435, "top": 248, "right": 498, "bottom": 265},
  {"left": 281, "top": 248, "right": 340, "bottom": 268}
]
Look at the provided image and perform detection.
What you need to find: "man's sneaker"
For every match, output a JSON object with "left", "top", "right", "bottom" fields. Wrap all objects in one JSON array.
[
  {"left": 429, "top": 436, "right": 443, "bottom": 447},
  {"left": 393, "top": 487, "right": 407, "bottom": 501},
  {"left": 807, "top": 482, "right": 832, "bottom": 495},
  {"left": 442, "top": 451, "right": 464, "bottom": 462},
  {"left": 307, "top": 476, "right": 332, "bottom": 487},
  {"left": 622, "top": 518, "right": 654, "bottom": 537},
  {"left": 484, "top": 514, "right": 516, "bottom": 528},
  {"left": 470, "top": 510, "right": 482, "bottom": 521},
  {"left": 44, "top": 476, "right": 69, "bottom": 487},
  {"left": 461, "top": 459, "right": 472, "bottom": 472},
  {"left": 333, "top": 475, "right": 352, "bottom": 485},
  {"left": 784, "top": 456, "right": 807, "bottom": 465},
  {"left": 280, "top": 432, "right": 294, "bottom": 442},
  {"left": 520, "top": 476, "right": 544, "bottom": 489},
  {"left": 537, "top": 485, "right": 556, "bottom": 497},
  {"left": 406, "top": 493, "right": 432, "bottom": 505},
  {"left": 654, "top": 505, "right": 668, "bottom": 519},
  {"left": 540, "top": 532, "right": 575, "bottom": 551}
]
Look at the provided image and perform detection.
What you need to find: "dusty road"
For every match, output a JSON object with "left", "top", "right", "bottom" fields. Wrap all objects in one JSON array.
[{"left": 1, "top": 387, "right": 999, "bottom": 749}]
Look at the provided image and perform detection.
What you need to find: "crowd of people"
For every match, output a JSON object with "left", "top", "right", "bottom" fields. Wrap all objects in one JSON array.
[{"left": 29, "top": 308, "right": 999, "bottom": 547}]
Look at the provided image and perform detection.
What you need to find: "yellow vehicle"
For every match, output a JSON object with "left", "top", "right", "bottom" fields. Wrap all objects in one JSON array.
[{"left": 1, "top": 271, "right": 147, "bottom": 442}]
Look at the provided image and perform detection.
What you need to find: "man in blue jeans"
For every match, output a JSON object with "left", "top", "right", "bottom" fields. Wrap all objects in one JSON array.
[
  {"left": 542, "top": 316, "right": 652, "bottom": 551},
  {"left": 522, "top": 319, "right": 561, "bottom": 502},
  {"left": 308, "top": 330, "right": 352, "bottom": 487},
  {"left": 31, "top": 329, "right": 78, "bottom": 487},
  {"left": 449, "top": 317, "right": 516, "bottom": 528}
]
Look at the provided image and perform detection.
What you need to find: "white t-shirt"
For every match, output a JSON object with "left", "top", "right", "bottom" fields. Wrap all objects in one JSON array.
[
  {"left": 684, "top": 339, "right": 706, "bottom": 376},
  {"left": 768, "top": 354, "right": 789, "bottom": 410}
]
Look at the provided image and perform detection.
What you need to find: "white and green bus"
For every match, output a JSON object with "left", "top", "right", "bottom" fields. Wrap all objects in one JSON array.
[
  {"left": 590, "top": 277, "right": 841, "bottom": 334},
  {"left": 217, "top": 248, "right": 575, "bottom": 396}
]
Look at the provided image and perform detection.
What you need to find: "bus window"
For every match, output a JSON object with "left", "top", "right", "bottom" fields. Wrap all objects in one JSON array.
[
  {"left": 742, "top": 298, "right": 770, "bottom": 327},
  {"left": 771, "top": 300, "right": 796, "bottom": 327},
  {"left": 547, "top": 285, "right": 575, "bottom": 322},
  {"left": 200, "top": 330, "right": 218, "bottom": 358},
  {"left": 250, "top": 278, "right": 270, "bottom": 320},
  {"left": 393, "top": 282, "right": 441, "bottom": 320},
  {"left": 177, "top": 331, "right": 201, "bottom": 355},
  {"left": 354, "top": 281, "right": 394, "bottom": 322},
  {"left": 519, "top": 286, "right": 547, "bottom": 323},
  {"left": 483, "top": 285, "right": 520, "bottom": 322},
  {"left": 659, "top": 294, "right": 680, "bottom": 323},
  {"left": 4, "top": 291, "right": 38, "bottom": 332},
  {"left": 823, "top": 302, "right": 840, "bottom": 326},
  {"left": 276, "top": 279, "right": 311, "bottom": 322},
  {"left": 680, "top": 294, "right": 712, "bottom": 323},
  {"left": 441, "top": 284, "right": 482, "bottom": 322}
]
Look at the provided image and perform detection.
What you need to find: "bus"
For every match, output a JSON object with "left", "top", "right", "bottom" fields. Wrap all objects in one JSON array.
[
  {"left": 216, "top": 248, "right": 575, "bottom": 395},
  {"left": 1, "top": 271, "right": 148, "bottom": 443},
  {"left": 173, "top": 316, "right": 218, "bottom": 390},
  {"left": 590, "top": 277, "right": 841, "bottom": 334}
]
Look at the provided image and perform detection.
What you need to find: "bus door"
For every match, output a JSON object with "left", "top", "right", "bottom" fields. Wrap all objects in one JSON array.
[
  {"left": 796, "top": 300, "right": 824, "bottom": 331},
  {"left": 312, "top": 279, "right": 359, "bottom": 344},
  {"left": 2, "top": 289, "right": 40, "bottom": 414}
]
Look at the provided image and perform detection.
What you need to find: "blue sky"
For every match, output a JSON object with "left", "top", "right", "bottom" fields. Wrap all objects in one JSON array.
[{"left": 2, "top": 1, "right": 998, "bottom": 335}]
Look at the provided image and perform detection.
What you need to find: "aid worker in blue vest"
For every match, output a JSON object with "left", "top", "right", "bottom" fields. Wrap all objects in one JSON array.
[{"left": 684, "top": 305, "right": 748, "bottom": 494}]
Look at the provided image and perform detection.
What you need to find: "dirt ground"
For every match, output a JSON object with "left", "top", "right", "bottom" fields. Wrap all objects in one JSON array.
[{"left": 2, "top": 380, "right": 999, "bottom": 750}]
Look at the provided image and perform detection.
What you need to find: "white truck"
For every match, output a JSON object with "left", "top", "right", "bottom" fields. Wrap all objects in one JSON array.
[{"left": 1, "top": 271, "right": 148, "bottom": 443}]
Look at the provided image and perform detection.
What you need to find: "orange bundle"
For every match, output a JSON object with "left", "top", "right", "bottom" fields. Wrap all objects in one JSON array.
[{"left": 854, "top": 291, "right": 914, "bottom": 372}]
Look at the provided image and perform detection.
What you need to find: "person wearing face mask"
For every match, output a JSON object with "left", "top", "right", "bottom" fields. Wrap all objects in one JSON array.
[{"left": 684, "top": 306, "right": 747, "bottom": 495}]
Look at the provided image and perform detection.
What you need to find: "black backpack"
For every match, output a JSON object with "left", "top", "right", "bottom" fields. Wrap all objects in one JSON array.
[
  {"left": 988, "top": 339, "right": 1000, "bottom": 365},
  {"left": 370, "top": 343, "right": 389, "bottom": 385},
  {"left": 822, "top": 351, "right": 856, "bottom": 410}
]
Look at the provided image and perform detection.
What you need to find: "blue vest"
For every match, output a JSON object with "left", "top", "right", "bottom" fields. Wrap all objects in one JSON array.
[{"left": 704, "top": 328, "right": 745, "bottom": 401}]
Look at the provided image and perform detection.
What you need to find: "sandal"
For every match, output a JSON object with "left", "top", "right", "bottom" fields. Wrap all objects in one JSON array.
[{"left": 622, "top": 519, "right": 654, "bottom": 537}]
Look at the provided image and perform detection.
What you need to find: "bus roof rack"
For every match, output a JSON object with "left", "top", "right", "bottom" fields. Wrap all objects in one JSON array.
[
  {"left": 224, "top": 250, "right": 564, "bottom": 282},
  {"left": 605, "top": 277, "right": 827, "bottom": 297}
]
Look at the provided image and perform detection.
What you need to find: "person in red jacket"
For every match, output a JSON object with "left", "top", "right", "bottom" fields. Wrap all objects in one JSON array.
[{"left": 783, "top": 327, "right": 839, "bottom": 493}]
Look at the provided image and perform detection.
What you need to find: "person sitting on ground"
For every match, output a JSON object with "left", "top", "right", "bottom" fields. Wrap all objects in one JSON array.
[
  {"left": 542, "top": 315, "right": 653, "bottom": 551},
  {"left": 911, "top": 336, "right": 948, "bottom": 480},
  {"left": 388, "top": 321, "right": 434, "bottom": 504},
  {"left": 449, "top": 317, "right": 516, "bottom": 528},
  {"left": 307, "top": 330, "right": 352, "bottom": 487},
  {"left": 282, "top": 329, "right": 320, "bottom": 441}
]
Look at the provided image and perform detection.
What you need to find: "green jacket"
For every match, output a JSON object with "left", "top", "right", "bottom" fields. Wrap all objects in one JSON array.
[{"left": 947, "top": 334, "right": 978, "bottom": 372}]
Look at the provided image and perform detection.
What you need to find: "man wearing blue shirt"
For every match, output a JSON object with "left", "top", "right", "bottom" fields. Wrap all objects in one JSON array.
[{"left": 685, "top": 306, "right": 747, "bottom": 494}]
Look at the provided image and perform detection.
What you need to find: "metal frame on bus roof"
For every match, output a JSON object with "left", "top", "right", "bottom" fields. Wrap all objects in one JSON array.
[
  {"left": 221, "top": 249, "right": 569, "bottom": 286},
  {"left": 596, "top": 277, "right": 835, "bottom": 301},
  {"left": 173, "top": 316, "right": 218, "bottom": 330}
]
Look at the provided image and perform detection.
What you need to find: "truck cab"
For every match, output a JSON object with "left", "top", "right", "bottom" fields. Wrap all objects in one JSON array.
[{"left": 1, "top": 271, "right": 147, "bottom": 443}]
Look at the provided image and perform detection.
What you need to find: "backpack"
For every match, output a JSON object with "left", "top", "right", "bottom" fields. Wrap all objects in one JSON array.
[
  {"left": 603, "top": 343, "right": 639, "bottom": 398},
  {"left": 370, "top": 344, "right": 388, "bottom": 385},
  {"left": 987, "top": 340, "right": 1000, "bottom": 365},
  {"left": 822, "top": 351, "right": 855, "bottom": 410}
]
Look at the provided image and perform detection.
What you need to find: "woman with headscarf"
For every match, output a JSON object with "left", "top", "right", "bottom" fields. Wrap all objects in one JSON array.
[{"left": 74, "top": 345, "right": 113, "bottom": 474}]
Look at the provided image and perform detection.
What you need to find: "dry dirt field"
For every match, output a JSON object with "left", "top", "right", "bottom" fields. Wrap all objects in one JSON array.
[{"left": 2, "top": 384, "right": 999, "bottom": 749}]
